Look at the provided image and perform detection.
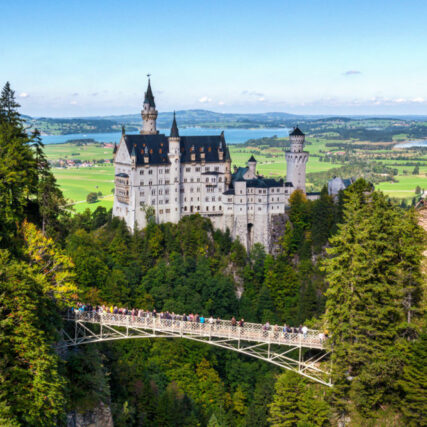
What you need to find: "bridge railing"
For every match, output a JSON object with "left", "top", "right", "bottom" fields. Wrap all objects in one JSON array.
[{"left": 68, "top": 310, "right": 326, "bottom": 349}]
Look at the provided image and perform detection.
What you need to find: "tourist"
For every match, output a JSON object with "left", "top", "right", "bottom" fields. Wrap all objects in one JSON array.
[{"left": 302, "top": 325, "right": 308, "bottom": 339}]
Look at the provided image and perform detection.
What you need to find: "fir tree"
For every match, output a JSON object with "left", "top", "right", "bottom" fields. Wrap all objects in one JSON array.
[
  {"left": 322, "top": 185, "right": 425, "bottom": 418},
  {"left": 398, "top": 329, "right": 427, "bottom": 426}
]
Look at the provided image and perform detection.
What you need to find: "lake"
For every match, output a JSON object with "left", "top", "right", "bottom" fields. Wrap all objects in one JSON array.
[
  {"left": 40, "top": 127, "right": 290, "bottom": 145},
  {"left": 394, "top": 140, "right": 427, "bottom": 148}
]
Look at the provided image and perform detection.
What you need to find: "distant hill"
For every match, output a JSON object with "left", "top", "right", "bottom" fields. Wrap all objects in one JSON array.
[{"left": 23, "top": 109, "right": 427, "bottom": 135}]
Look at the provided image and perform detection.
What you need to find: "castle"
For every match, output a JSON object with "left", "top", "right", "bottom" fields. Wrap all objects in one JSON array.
[{"left": 113, "top": 79, "right": 312, "bottom": 251}]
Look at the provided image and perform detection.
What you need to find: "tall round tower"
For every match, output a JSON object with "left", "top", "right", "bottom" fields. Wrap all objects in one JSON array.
[
  {"left": 141, "top": 76, "right": 158, "bottom": 135},
  {"left": 168, "top": 112, "right": 181, "bottom": 222},
  {"left": 285, "top": 126, "right": 309, "bottom": 192}
]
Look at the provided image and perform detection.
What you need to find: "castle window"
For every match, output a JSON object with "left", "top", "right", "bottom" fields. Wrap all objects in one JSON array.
[
  {"left": 213, "top": 206, "right": 215, "bottom": 211},
  {"left": 140, "top": 181, "right": 144, "bottom": 186},
  {"left": 140, "top": 170, "right": 144, "bottom": 175},
  {"left": 149, "top": 170, "right": 153, "bottom": 175},
  {"left": 258, "top": 207, "right": 261, "bottom": 211},
  {"left": 165, "top": 179, "right": 170, "bottom": 184},
  {"left": 159, "top": 209, "right": 163, "bottom": 214},
  {"left": 212, "top": 197, "right": 215, "bottom": 202},
  {"left": 149, "top": 181, "right": 152, "bottom": 186},
  {"left": 159, "top": 189, "right": 163, "bottom": 195},
  {"left": 228, "top": 198, "right": 232, "bottom": 202},
  {"left": 215, "top": 166, "right": 219, "bottom": 171},
  {"left": 219, "top": 177, "right": 222, "bottom": 182},
  {"left": 186, "top": 167, "right": 191, "bottom": 172},
  {"left": 196, "top": 167, "right": 200, "bottom": 172},
  {"left": 165, "top": 168, "right": 170, "bottom": 173},
  {"left": 191, "top": 178, "right": 194, "bottom": 182},
  {"left": 166, "top": 209, "right": 170, "bottom": 213},
  {"left": 206, "top": 206, "right": 209, "bottom": 211},
  {"left": 184, "top": 178, "right": 187, "bottom": 183},
  {"left": 165, "top": 189, "right": 169, "bottom": 195},
  {"left": 197, "top": 178, "right": 200, "bottom": 183},
  {"left": 205, "top": 167, "right": 210, "bottom": 172},
  {"left": 152, "top": 190, "right": 156, "bottom": 195},
  {"left": 258, "top": 199, "right": 261, "bottom": 203},
  {"left": 219, "top": 206, "right": 222, "bottom": 210},
  {"left": 159, "top": 169, "right": 163, "bottom": 174}
]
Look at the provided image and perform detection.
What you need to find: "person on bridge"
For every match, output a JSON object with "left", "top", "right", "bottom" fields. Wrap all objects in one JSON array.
[
  {"left": 302, "top": 325, "right": 308, "bottom": 339},
  {"left": 231, "top": 317, "right": 237, "bottom": 331}
]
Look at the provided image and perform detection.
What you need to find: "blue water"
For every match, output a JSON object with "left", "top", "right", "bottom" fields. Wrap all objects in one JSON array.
[
  {"left": 40, "top": 127, "right": 290, "bottom": 145},
  {"left": 394, "top": 140, "right": 427, "bottom": 148}
]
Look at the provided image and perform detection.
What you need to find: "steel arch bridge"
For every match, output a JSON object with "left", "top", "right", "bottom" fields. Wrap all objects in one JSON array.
[{"left": 61, "top": 311, "right": 332, "bottom": 386}]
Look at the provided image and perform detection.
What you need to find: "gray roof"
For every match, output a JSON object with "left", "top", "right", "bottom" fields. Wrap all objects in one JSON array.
[
  {"left": 121, "top": 133, "right": 228, "bottom": 166},
  {"left": 144, "top": 79, "right": 156, "bottom": 108},
  {"left": 170, "top": 111, "right": 179, "bottom": 138},
  {"left": 290, "top": 126, "right": 304, "bottom": 136}
]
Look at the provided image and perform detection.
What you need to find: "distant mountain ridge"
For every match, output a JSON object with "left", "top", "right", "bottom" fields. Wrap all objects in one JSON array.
[{"left": 24, "top": 109, "right": 427, "bottom": 135}]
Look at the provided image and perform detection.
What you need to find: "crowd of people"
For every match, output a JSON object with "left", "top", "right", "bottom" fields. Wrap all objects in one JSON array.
[{"left": 69, "top": 303, "right": 327, "bottom": 343}]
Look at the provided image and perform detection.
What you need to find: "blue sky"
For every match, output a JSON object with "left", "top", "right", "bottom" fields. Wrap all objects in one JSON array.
[{"left": 1, "top": 0, "right": 426, "bottom": 116}]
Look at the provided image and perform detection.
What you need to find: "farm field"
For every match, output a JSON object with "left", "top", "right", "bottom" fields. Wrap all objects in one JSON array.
[
  {"left": 46, "top": 138, "right": 427, "bottom": 212},
  {"left": 53, "top": 165, "right": 115, "bottom": 203},
  {"left": 45, "top": 142, "right": 114, "bottom": 162},
  {"left": 376, "top": 175, "right": 427, "bottom": 199}
]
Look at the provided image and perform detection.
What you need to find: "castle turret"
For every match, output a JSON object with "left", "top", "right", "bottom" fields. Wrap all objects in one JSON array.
[
  {"left": 248, "top": 155, "right": 257, "bottom": 176},
  {"left": 141, "top": 77, "right": 158, "bottom": 135},
  {"left": 285, "top": 126, "right": 309, "bottom": 192},
  {"left": 168, "top": 111, "right": 181, "bottom": 222}
]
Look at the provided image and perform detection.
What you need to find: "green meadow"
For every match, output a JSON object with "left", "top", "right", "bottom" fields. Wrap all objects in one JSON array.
[
  {"left": 45, "top": 138, "right": 427, "bottom": 213},
  {"left": 45, "top": 142, "right": 114, "bottom": 162}
]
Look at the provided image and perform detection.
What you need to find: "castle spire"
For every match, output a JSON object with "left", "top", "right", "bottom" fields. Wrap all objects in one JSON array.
[
  {"left": 170, "top": 111, "right": 179, "bottom": 138},
  {"left": 141, "top": 74, "right": 158, "bottom": 135},
  {"left": 144, "top": 75, "right": 155, "bottom": 108}
]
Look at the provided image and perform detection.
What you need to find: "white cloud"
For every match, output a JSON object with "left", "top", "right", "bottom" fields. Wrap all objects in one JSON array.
[
  {"left": 218, "top": 100, "right": 225, "bottom": 105},
  {"left": 242, "top": 90, "right": 264, "bottom": 97},
  {"left": 70, "top": 100, "right": 78, "bottom": 105},
  {"left": 19, "top": 92, "right": 29, "bottom": 98},
  {"left": 343, "top": 70, "right": 362, "bottom": 76},
  {"left": 198, "top": 96, "right": 212, "bottom": 103},
  {"left": 258, "top": 97, "right": 265, "bottom": 102},
  {"left": 394, "top": 98, "right": 406, "bottom": 103},
  {"left": 411, "top": 97, "right": 425, "bottom": 103}
]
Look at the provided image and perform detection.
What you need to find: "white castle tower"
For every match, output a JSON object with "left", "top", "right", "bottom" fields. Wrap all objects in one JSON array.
[
  {"left": 285, "top": 126, "right": 309, "bottom": 192},
  {"left": 141, "top": 76, "right": 158, "bottom": 135},
  {"left": 168, "top": 111, "right": 181, "bottom": 222}
]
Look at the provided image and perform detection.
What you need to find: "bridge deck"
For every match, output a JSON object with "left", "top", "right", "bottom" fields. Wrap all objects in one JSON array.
[{"left": 69, "top": 311, "right": 326, "bottom": 350}]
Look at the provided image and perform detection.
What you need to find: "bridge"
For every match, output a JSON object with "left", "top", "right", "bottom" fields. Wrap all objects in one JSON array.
[{"left": 62, "top": 311, "right": 332, "bottom": 386}]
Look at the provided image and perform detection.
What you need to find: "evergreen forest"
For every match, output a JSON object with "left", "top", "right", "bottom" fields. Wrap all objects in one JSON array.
[{"left": 1, "top": 82, "right": 426, "bottom": 426}]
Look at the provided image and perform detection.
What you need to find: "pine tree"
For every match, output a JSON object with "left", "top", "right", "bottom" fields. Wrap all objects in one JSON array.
[
  {"left": 0, "top": 82, "right": 37, "bottom": 246},
  {"left": 322, "top": 186, "right": 425, "bottom": 418},
  {"left": 311, "top": 186, "right": 335, "bottom": 253},
  {"left": 398, "top": 329, "right": 427, "bottom": 426},
  {"left": 0, "top": 251, "right": 67, "bottom": 425},
  {"left": 268, "top": 372, "right": 302, "bottom": 426}
]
